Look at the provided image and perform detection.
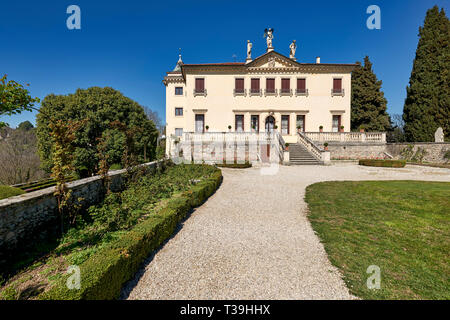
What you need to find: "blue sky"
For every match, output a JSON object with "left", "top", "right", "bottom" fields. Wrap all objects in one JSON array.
[{"left": 1, "top": 0, "right": 448, "bottom": 128}]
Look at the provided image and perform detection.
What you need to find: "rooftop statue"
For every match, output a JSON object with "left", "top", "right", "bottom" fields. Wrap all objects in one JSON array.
[
  {"left": 264, "top": 28, "right": 274, "bottom": 51},
  {"left": 289, "top": 40, "right": 297, "bottom": 60}
]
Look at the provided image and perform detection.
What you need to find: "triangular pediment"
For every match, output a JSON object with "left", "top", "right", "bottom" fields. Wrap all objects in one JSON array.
[{"left": 246, "top": 51, "right": 300, "bottom": 69}]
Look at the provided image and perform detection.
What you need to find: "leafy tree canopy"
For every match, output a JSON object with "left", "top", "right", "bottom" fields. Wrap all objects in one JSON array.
[
  {"left": 351, "top": 56, "right": 391, "bottom": 131},
  {"left": 36, "top": 87, "right": 159, "bottom": 176},
  {"left": 403, "top": 6, "right": 450, "bottom": 142},
  {"left": 0, "top": 75, "right": 39, "bottom": 128},
  {"left": 17, "top": 120, "right": 34, "bottom": 131}
]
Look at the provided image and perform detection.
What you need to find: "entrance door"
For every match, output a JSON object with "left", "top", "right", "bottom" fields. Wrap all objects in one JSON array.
[
  {"left": 195, "top": 114, "right": 204, "bottom": 133},
  {"left": 265, "top": 116, "right": 275, "bottom": 133},
  {"left": 261, "top": 144, "right": 270, "bottom": 162},
  {"left": 332, "top": 115, "right": 341, "bottom": 132}
]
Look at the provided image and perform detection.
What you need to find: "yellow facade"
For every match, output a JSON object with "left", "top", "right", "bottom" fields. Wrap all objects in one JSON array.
[{"left": 164, "top": 50, "right": 356, "bottom": 154}]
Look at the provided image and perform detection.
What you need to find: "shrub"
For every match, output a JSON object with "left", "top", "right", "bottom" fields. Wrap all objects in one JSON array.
[
  {"left": 216, "top": 161, "right": 252, "bottom": 169},
  {"left": 39, "top": 168, "right": 222, "bottom": 300},
  {"left": 0, "top": 185, "right": 25, "bottom": 200},
  {"left": 445, "top": 150, "right": 450, "bottom": 162},
  {"left": 400, "top": 144, "right": 414, "bottom": 160},
  {"left": 358, "top": 159, "right": 406, "bottom": 168},
  {"left": 109, "top": 163, "right": 123, "bottom": 170},
  {"left": 411, "top": 147, "right": 427, "bottom": 163}
]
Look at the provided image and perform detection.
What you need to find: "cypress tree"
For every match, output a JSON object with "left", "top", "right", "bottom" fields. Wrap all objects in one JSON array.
[
  {"left": 403, "top": 6, "right": 450, "bottom": 142},
  {"left": 351, "top": 56, "right": 390, "bottom": 131}
]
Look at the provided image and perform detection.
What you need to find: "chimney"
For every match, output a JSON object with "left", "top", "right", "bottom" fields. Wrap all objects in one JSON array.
[{"left": 316, "top": 57, "right": 321, "bottom": 64}]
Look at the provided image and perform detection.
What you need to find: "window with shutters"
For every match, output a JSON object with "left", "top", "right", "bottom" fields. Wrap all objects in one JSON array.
[
  {"left": 266, "top": 78, "right": 275, "bottom": 94},
  {"left": 250, "top": 78, "right": 260, "bottom": 95},
  {"left": 332, "top": 78, "right": 344, "bottom": 95},
  {"left": 296, "top": 78, "right": 307, "bottom": 95},
  {"left": 281, "top": 78, "right": 291, "bottom": 95},
  {"left": 234, "top": 78, "right": 245, "bottom": 96},
  {"left": 235, "top": 78, "right": 244, "bottom": 93},
  {"left": 194, "top": 78, "right": 206, "bottom": 96}
]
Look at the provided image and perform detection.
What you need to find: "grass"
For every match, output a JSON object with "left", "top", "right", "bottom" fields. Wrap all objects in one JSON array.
[
  {"left": 305, "top": 180, "right": 450, "bottom": 300},
  {"left": 0, "top": 185, "right": 25, "bottom": 200}
]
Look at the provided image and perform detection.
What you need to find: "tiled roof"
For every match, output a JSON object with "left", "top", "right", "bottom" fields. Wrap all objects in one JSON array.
[{"left": 182, "top": 62, "right": 245, "bottom": 66}]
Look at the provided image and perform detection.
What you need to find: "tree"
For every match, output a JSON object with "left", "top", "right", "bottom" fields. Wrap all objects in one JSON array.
[
  {"left": 36, "top": 87, "right": 159, "bottom": 176},
  {"left": 17, "top": 120, "right": 34, "bottom": 131},
  {"left": 403, "top": 6, "right": 450, "bottom": 142},
  {"left": 387, "top": 114, "right": 406, "bottom": 142},
  {"left": 143, "top": 106, "right": 163, "bottom": 133},
  {"left": 0, "top": 128, "right": 46, "bottom": 185},
  {"left": 0, "top": 75, "right": 39, "bottom": 128},
  {"left": 351, "top": 56, "right": 391, "bottom": 131}
]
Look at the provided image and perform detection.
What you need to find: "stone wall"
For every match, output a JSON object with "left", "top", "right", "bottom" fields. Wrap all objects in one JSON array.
[
  {"left": 0, "top": 161, "right": 159, "bottom": 266},
  {"left": 328, "top": 142, "right": 450, "bottom": 163}
]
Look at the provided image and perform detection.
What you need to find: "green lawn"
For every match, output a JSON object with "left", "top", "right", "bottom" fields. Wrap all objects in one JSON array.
[
  {"left": 0, "top": 185, "right": 25, "bottom": 200},
  {"left": 305, "top": 180, "right": 450, "bottom": 300}
]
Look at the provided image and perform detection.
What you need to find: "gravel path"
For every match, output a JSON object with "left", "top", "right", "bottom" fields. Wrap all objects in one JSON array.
[{"left": 121, "top": 163, "right": 450, "bottom": 300}]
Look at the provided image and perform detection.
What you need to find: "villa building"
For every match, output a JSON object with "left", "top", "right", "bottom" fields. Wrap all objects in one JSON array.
[
  {"left": 164, "top": 31, "right": 357, "bottom": 158},
  {"left": 163, "top": 30, "right": 393, "bottom": 165}
]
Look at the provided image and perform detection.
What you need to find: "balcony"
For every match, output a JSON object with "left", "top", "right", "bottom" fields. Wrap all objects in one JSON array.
[
  {"left": 193, "top": 88, "right": 207, "bottom": 97},
  {"left": 264, "top": 88, "right": 277, "bottom": 96},
  {"left": 331, "top": 88, "right": 345, "bottom": 96},
  {"left": 233, "top": 88, "right": 246, "bottom": 97},
  {"left": 249, "top": 89, "right": 262, "bottom": 96},
  {"left": 279, "top": 88, "right": 292, "bottom": 97},
  {"left": 295, "top": 88, "right": 309, "bottom": 96}
]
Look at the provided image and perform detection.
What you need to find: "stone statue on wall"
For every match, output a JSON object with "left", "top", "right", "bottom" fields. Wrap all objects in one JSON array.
[
  {"left": 435, "top": 127, "right": 444, "bottom": 142},
  {"left": 289, "top": 40, "right": 297, "bottom": 60},
  {"left": 246, "top": 40, "right": 252, "bottom": 60},
  {"left": 264, "top": 28, "right": 274, "bottom": 51}
]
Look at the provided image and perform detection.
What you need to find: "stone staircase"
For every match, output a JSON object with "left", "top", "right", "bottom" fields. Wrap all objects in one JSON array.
[{"left": 288, "top": 143, "right": 322, "bottom": 165}]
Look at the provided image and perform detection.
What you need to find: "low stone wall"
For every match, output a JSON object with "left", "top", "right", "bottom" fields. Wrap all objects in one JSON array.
[
  {"left": 0, "top": 161, "right": 159, "bottom": 266},
  {"left": 328, "top": 142, "right": 450, "bottom": 163}
]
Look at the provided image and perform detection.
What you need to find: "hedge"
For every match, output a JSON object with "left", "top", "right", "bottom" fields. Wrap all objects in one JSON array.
[
  {"left": 358, "top": 159, "right": 406, "bottom": 168},
  {"left": 39, "top": 169, "right": 223, "bottom": 300},
  {"left": 0, "top": 185, "right": 25, "bottom": 200},
  {"left": 216, "top": 162, "right": 252, "bottom": 169}
]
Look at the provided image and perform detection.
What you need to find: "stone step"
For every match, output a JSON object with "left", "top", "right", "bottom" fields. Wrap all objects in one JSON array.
[{"left": 288, "top": 143, "right": 322, "bottom": 165}]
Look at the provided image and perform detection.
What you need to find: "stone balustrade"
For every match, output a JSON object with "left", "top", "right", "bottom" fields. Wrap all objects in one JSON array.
[{"left": 305, "top": 131, "right": 386, "bottom": 143}]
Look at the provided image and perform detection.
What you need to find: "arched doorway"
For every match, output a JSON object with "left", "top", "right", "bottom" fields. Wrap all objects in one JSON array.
[{"left": 265, "top": 115, "right": 275, "bottom": 133}]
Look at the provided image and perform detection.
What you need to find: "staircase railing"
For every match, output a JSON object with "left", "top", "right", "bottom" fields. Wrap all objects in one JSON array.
[
  {"left": 273, "top": 130, "right": 285, "bottom": 163},
  {"left": 297, "top": 132, "right": 324, "bottom": 162}
]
